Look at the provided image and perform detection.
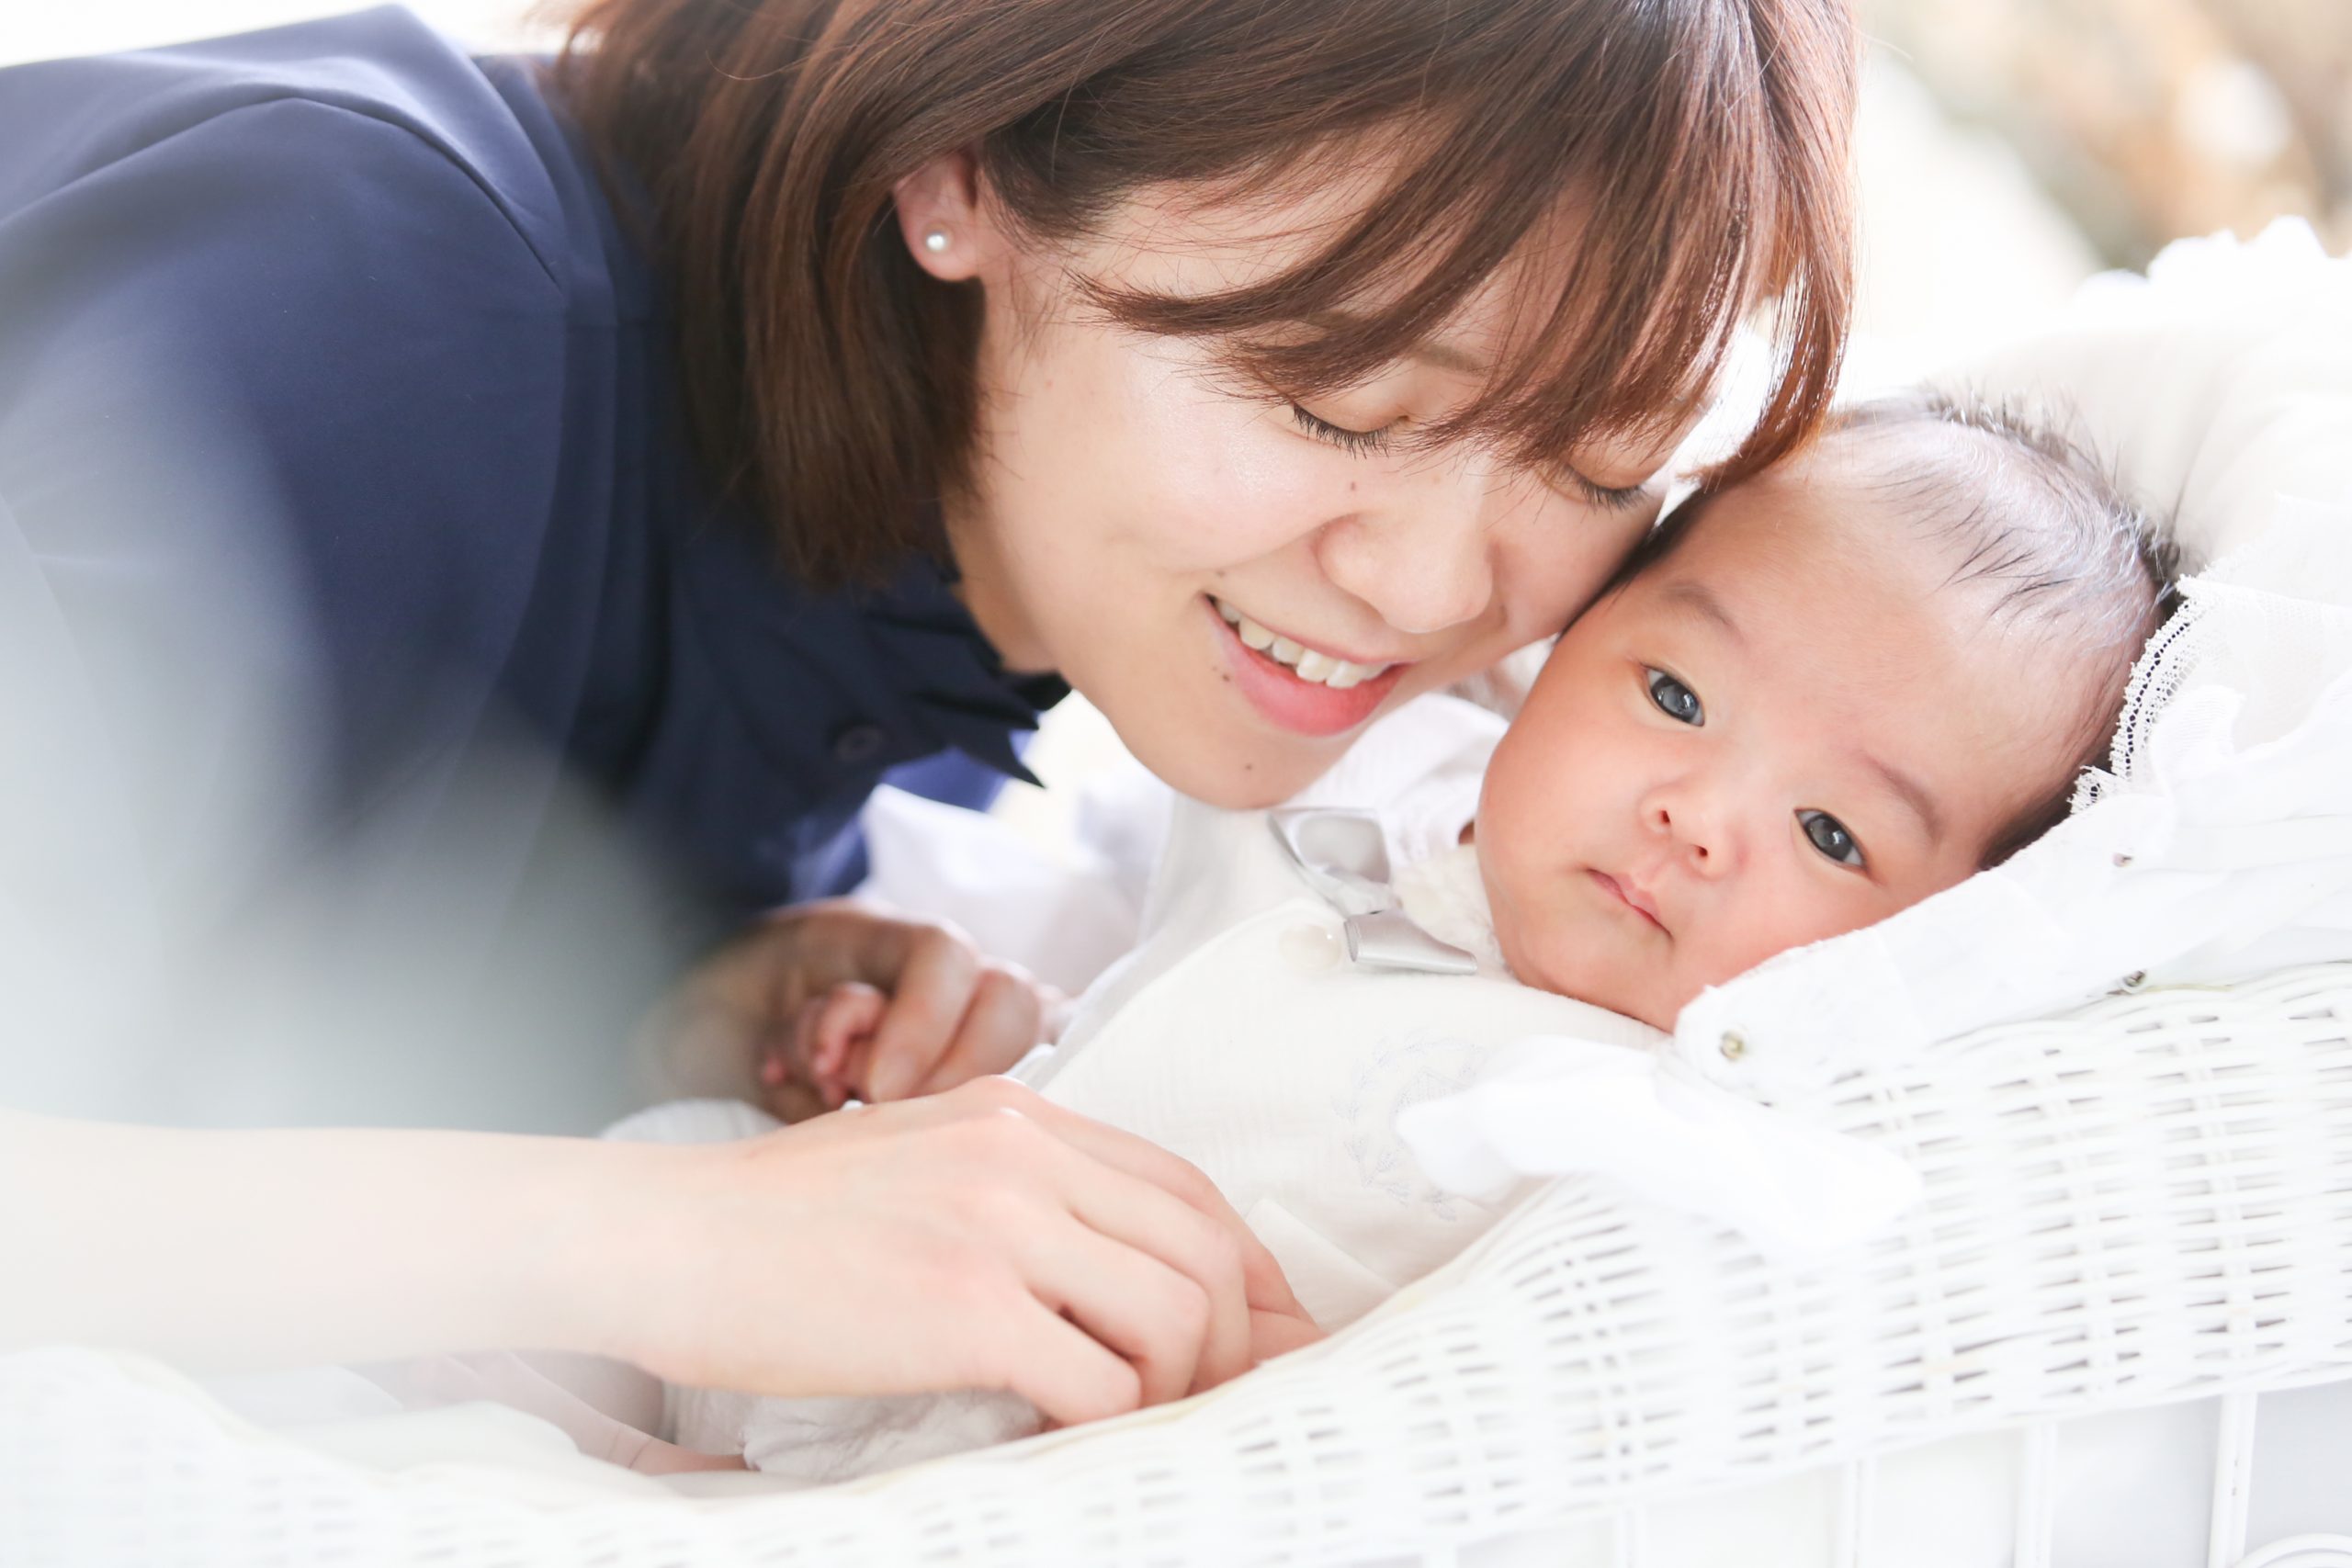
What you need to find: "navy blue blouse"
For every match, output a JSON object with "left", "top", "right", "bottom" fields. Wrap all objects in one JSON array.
[{"left": 0, "top": 6, "right": 1061, "bottom": 933}]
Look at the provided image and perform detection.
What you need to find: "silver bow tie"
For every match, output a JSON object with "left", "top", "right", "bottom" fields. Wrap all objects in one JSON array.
[{"left": 1267, "top": 808, "right": 1479, "bottom": 976}]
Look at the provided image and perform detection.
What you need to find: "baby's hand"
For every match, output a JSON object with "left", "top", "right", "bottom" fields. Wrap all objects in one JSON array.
[
  {"left": 650, "top": 897, "right": 1064, "bottom": 1122},
  {"left": 768, "top": 956, "right": 1066, "bottom": 1111},
  {"left": 763, "top": 982, "right": 888, "bottom": 1112}
]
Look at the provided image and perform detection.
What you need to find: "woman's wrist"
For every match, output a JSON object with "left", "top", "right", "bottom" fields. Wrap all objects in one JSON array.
[
  {"left": 512, "top": 1132, "right": 729, "bottom": 1376},
  {"left": 490, "top": 1130, "right": 682, "bottom": 1365}
]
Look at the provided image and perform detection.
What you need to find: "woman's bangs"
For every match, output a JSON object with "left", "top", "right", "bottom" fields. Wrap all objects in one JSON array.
[{"left": 1082, "top": 0, "right": 1853, "bottom": 484}]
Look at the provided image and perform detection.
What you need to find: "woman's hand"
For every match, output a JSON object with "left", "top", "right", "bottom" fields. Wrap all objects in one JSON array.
[
  {"left": 596, "top": 1077, "right": 1310, "bottom": 1427},
  {"left": 3, "top": 1089, "right": 1308, "bottom": 1432},
  {"left": 8, "top": 821, "right": 1299, "bottom": 1427},
  {"left": 647, "top": 898, "right": 1060, "bottom": 1119}
]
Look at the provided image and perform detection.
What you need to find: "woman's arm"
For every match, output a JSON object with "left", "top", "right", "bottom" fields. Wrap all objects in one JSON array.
[
  {"left": 0, "top": 1110, "right": 628, "bottom": 1371},
  {"left": 0, "top": 1078, "right": 1312, "bottom": 1427}
]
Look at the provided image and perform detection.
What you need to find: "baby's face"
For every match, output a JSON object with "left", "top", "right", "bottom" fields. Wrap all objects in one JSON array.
[{"left": 1476, "top": 453, "right": 2082, "bottom": 1030}]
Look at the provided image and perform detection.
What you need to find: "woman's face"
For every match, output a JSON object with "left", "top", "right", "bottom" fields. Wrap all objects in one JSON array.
[{"left": 902, "top": 163, "right": 1689, "bottom": 807}]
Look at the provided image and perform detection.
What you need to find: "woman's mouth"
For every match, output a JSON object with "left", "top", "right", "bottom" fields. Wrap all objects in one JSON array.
[
  {"left": 1206, "top": 595, "right": 1409, "bottom": 738},
  {"left": 1215, "top": 598, "right": 1396, "bottom": 689}
]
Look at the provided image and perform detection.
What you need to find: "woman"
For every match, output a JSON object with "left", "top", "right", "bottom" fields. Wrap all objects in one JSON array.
[{"left": 0, "top": 0, "right": 1855, "bottom": 1429}]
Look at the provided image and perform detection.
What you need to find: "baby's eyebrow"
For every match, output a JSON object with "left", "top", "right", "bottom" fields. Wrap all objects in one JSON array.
[
  {"left": 1658, "top": 579, "right": 1746, "bottom": 647},
  {"left": 1862, "top": 750, "right": 1945, "bottom": 844}
]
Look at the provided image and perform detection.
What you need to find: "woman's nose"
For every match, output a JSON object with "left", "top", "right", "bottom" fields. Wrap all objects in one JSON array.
[{"left": 1313, "top": 459, "right": 1498, "bottom": 636}]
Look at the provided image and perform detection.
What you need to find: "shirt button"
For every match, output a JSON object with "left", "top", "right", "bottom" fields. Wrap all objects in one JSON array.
[{"left": 830, "top": 721, "right": 888, "bottom": 766}]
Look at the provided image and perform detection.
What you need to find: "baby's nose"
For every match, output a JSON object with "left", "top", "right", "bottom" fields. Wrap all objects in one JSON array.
[{"left": 1648, "top": 796, "right": 1735, "bottom": 875}]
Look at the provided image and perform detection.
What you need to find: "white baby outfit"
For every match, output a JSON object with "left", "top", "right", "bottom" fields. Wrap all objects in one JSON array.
[{"left": 630, "top": 696, "right": 1664, "bottom": 1482}]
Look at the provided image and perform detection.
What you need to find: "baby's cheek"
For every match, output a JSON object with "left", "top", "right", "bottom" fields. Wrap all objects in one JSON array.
[
  {"left": 1503, "top": 910, "right": 1667, "bottom": 1028},
  {"left": 1700, "top": 879, "right": 1891, "bottom": 991}
]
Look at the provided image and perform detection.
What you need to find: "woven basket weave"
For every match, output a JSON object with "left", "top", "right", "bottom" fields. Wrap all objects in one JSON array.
[{"left": 6, "top": 962, "right": 2350, "bottom": 1568}]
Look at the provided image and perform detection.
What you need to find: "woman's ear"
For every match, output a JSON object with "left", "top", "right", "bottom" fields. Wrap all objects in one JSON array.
[{"left": 893, "top": 151, "right": 1003, "bottom": 283}]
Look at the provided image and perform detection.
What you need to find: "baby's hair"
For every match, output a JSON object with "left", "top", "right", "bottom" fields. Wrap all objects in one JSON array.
[
  {"left": 1623, "top": 387, "right": 2178, "bottom": 866},
  {"left": 1829, "top": 389, "right": 2176, "bottom": 864},
  {"left": 1827, "top": 389, "right": 2177, "bottom": 647}
]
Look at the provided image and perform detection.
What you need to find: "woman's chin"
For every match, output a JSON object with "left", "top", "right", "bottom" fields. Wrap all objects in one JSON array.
[{"left": 1126, "top": 728, "right": 1347, "bottom": 812}]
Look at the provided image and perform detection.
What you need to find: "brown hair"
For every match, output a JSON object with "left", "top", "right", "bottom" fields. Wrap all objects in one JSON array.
[{"left": 557, "top": 0, "right": 1860, "bottom": 588}]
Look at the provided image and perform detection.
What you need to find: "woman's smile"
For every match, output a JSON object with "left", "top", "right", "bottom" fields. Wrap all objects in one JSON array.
[
  {"left": 1204, "top": 594, "right": 1411, "bottom": 737},
  {"left": 1210, "top": 594, "right": 1402, "bottom": 688}
]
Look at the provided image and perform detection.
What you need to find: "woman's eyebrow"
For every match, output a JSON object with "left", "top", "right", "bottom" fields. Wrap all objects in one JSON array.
[
  {"left": 1403, "top": 339, "right": 1487, "bottom": 376},
  {"left": 1297, "top": 312, "right": 1489, "bottom": 377}
]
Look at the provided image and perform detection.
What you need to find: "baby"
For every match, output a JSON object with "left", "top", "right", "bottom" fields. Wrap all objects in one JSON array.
[
  {"left": 1471, "top": 389, "right": 2173, "bottom": 1030},
  {"left": 360, "top": 390, "right": 2171, "bottom": 1482}
]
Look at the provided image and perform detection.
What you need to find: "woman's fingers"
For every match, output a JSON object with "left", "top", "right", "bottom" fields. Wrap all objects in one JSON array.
[
  {"left": 980, "top": 1293, "right": 1145, "bottom": 1429},
  {"left": 912, "top": 965, "right": 1046, "bottom": 1098},
  {"left": 860, "top": 927, "right": 982, "bottom": 1101},
  {"left": 1057, "top": 1166, "right": 1251, "bottom": 1394},
  {"left": 682, "top": 902, "right": 1052, "bottom": 1108},
  {"left": 935, "top": 1082, "right": 1258, "bottom": 1394},
  {"left": 962, "top": 1080, "right": 1306, "bottom": 1322},
  {"left": 1248, "top": 1304, "right": 1325, "bottom": 1363},
  {"left": 1010, "top": 1215, "right": 1212, "bottom": 1409},
  {"left": 629, "top": 1081, "right": 1294, "bottom": 1431}
]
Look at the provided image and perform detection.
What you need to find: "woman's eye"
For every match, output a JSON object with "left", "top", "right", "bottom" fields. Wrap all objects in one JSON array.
[
  {"left": 1560, "top": 468, "right": 1654, "bottom": 513},
  {"left": 1645, "top": 668, "right": 1703, "bottom": 726},
  {"left": 1290, "top": 402, "right": 1393, "bottom": 457},
  {"left": 1799, "top": 808, "right": 1866, "bottom": 869}
]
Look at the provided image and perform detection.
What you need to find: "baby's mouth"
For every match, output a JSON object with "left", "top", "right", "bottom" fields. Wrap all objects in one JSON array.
[{"left": 1589, "top": 870, "right": 1667, "bottom": 932}]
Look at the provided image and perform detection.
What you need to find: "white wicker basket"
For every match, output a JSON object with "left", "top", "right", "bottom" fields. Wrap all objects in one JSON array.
[{"left": 9, "top": 961, "right": 2351, "bottom": 1568}]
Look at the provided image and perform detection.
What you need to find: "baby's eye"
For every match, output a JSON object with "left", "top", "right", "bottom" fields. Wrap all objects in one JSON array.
[
  {"left": 1645, "top": 668, "right": 1703, "bottom": 726},
  {"left": 1799, "top": 809, "right": 1866, "bottom": 869}
]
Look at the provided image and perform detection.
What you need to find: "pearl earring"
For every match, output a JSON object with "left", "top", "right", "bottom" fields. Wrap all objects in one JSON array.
[{"left": 922, "top": 226, "right": 951, "bottom": 255}]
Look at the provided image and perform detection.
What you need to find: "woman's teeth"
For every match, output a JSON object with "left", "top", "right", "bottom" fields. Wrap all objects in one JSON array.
[{"left": 1214, "top": 600, "right": 1392, "bottom": 690}]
